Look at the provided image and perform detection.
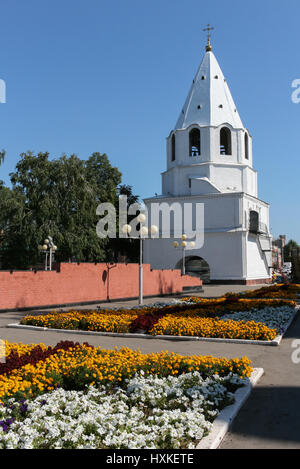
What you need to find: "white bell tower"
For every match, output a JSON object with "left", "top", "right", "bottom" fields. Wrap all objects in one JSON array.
[
  {"left": 164, "top": 35, "right": 257, "bottom": 199},
  {"left": 144, "top": 30, "right": 272, "bottom": 284}
]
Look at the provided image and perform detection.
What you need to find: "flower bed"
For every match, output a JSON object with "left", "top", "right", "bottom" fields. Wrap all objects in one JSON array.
[
  {"left": 128, "top": 299, "right": 281, "bottom": 333},
  {"left": 0, "top": 373, "right": 247, "bottom": 449},
  {"left": 150, "top": 305, "right": 296, "bottom": 340},
  {"left": 228, "top": 284, "right": 300, "bottom": 300},
  {"left": 150, "top": 316, "right": 278, "bottom": 340},
  {"left": 0, "top": 341, "right": 252, "bottom": 449},
  {"left": 0, "top": 342, "right": 252, "bottom": 402},
  {"left": 0, "top": 341, "right": 85, "bottom": 377},
  {"left": 221, "top": 306, "right": 295, "bottom": 335},
  {"left": 19, "top": 298, "right": 297, "bottom": 342},
  {"left": 20, "top": 310, "right": 139, "bottom": 333},
  {"left": 21, "top": 299, "right": 295, "bottom": 329}
]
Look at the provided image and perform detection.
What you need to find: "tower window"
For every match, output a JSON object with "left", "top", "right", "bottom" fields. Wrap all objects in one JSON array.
[
  {"left": 245, "top": 132, "right": 249, "bottom": 160},
  {"left": 220, "top": 127, "right": 232, "bottom": 155},
  {"left": 249, "top": 210, "right": 259, "bottom": 233},
  {"left": 189, "top": 128, "right": 201, "bottom": 156},
  {"left": 171, "top": 133, "right": 176, "bottom": 161}
]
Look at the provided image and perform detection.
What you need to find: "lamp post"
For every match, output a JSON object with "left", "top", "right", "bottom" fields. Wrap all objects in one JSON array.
[
  {"left": 173, "top": 235, "right": 195, "bottom": 275},
  {"left": 122, "top": 217, "right": 158, "bottom": 305},
  {"left": 38, "top": 236, "right": 57, "bottom": 271},
  {"left": 137, "top": 214, "right": 147, "bottom": 306}
]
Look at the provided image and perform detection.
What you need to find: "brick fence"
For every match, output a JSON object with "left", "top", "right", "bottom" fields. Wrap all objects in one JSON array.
[{"left": 0, "top": 263, "right": 202, "bottom": 311}]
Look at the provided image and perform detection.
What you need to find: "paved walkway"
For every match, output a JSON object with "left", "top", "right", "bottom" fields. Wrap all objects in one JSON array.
[{"left": 1, "top": 283, "right": 299, "bottom": 449}]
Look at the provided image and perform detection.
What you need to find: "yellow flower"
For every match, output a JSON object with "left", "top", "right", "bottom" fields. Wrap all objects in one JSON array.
[{"left": 0, "top": 341, "right": 253, "bottom": 402}]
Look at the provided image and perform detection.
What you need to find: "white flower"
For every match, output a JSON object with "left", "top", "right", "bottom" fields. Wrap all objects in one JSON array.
[{"left": 0, "top": 372, "right": 244, "bottom": 449}]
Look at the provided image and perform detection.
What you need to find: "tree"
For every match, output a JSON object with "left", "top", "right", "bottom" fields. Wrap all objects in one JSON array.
[
  {"left": 0, "top": 151, "right": 126, "bottom": 269},
  {"left": 110, "top": 184, "right": 140, "bottom": 262},
  {"left": 284, "top": 240, "right": 299, "bottom": 262}
]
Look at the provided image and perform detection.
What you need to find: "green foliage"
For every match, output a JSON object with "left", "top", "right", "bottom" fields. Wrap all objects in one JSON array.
[
  {"left": 0, "top": 151, "right": 138, "bottom": 269},
  {"left": 110, "top": 184, "right": 140, "bottom": 262},
  {"left": 284, "top": 239, "right": 299, "bottom": 262}
]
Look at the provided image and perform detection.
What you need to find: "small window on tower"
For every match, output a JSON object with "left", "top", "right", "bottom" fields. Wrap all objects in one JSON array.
[
  {"left": 189, "top": 128, "right": 201, "bottom": 156},
  {"left": 245, "top": 132, "right": 249, "bottom": 160},
  {"left": 249, "top": 210, "right": 259, "bottom": 233},
  {"left": 171, "top": 133, "right": 176, "bottom": 161},
  {"left": 220, "top": 127, "right": 232, "bottom": 155}
]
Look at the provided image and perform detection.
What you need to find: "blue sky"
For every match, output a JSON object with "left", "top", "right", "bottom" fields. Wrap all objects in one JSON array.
[{"left": 0, "top": 0, "right": 299, "bottom": 242}]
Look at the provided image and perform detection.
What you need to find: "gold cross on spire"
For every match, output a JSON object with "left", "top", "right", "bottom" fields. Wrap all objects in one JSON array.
[{"left": 203, "top": 24, "right": 214, "bottom": 51}]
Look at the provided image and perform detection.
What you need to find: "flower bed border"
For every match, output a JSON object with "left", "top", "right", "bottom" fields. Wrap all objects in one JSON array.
[
  {"left": 7, "top": 306, "right": 299, "bottom": 346},
  {"left": 197, "top": 367, "right": 264, "bottom": 449},
  {"left": 0, "top": 366, "right": 263, "bottom": 449}
]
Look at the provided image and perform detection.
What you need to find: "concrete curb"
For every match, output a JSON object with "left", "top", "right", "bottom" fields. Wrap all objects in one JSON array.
[
  {"left": 196, "top": 368, "right": 264, "bottom": 449},
  {"left": 6, "top": 323, "right": 155, "bottom": 340},
  {"left": 273, "top": 305, "right": 300, "bottom": 345},
  {"left": 7, "top": 307, "right": 299, "bottom": 346}
]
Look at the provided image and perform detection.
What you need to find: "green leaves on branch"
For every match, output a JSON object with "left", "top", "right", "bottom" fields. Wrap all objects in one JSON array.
[{"left": 0, "top": 151, "right": 138, "bottom": 269}]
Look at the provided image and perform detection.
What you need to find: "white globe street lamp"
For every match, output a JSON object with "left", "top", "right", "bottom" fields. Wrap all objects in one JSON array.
[
  {"left": 122, "top": 224, "right": 132, "bottom": 235},
  {"left": 150, "top": 225, "right": 159, "bottom": 236},
  {"left": 39, "top": 236, "right": 57, "bottom": 271},
  {"left": 140, "top": 226, "right": 148, "bottom": 237},
  {"left": 173, "top": 235, "right": 195, "bottom": 275},
  {"left": 137, "top": 213, "right": 147, "bottom": 224}
]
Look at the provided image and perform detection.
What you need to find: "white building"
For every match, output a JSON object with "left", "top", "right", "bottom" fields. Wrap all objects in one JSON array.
[{"left": 143, "top": 39, "right": 272, "bottom": 284}]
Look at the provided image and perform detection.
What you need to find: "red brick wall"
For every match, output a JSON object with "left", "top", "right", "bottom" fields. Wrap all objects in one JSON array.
[{"left": 0, "top": 263, "right": 202, "bottom": 310}]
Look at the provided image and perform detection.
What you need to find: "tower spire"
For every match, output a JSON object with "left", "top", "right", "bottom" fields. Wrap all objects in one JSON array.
[
  {"left": 203, "top": 24, "right": 214, "bottom": 52},
  {"left": 174, "top": 42, "right": 244, "bottom": 130}
]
